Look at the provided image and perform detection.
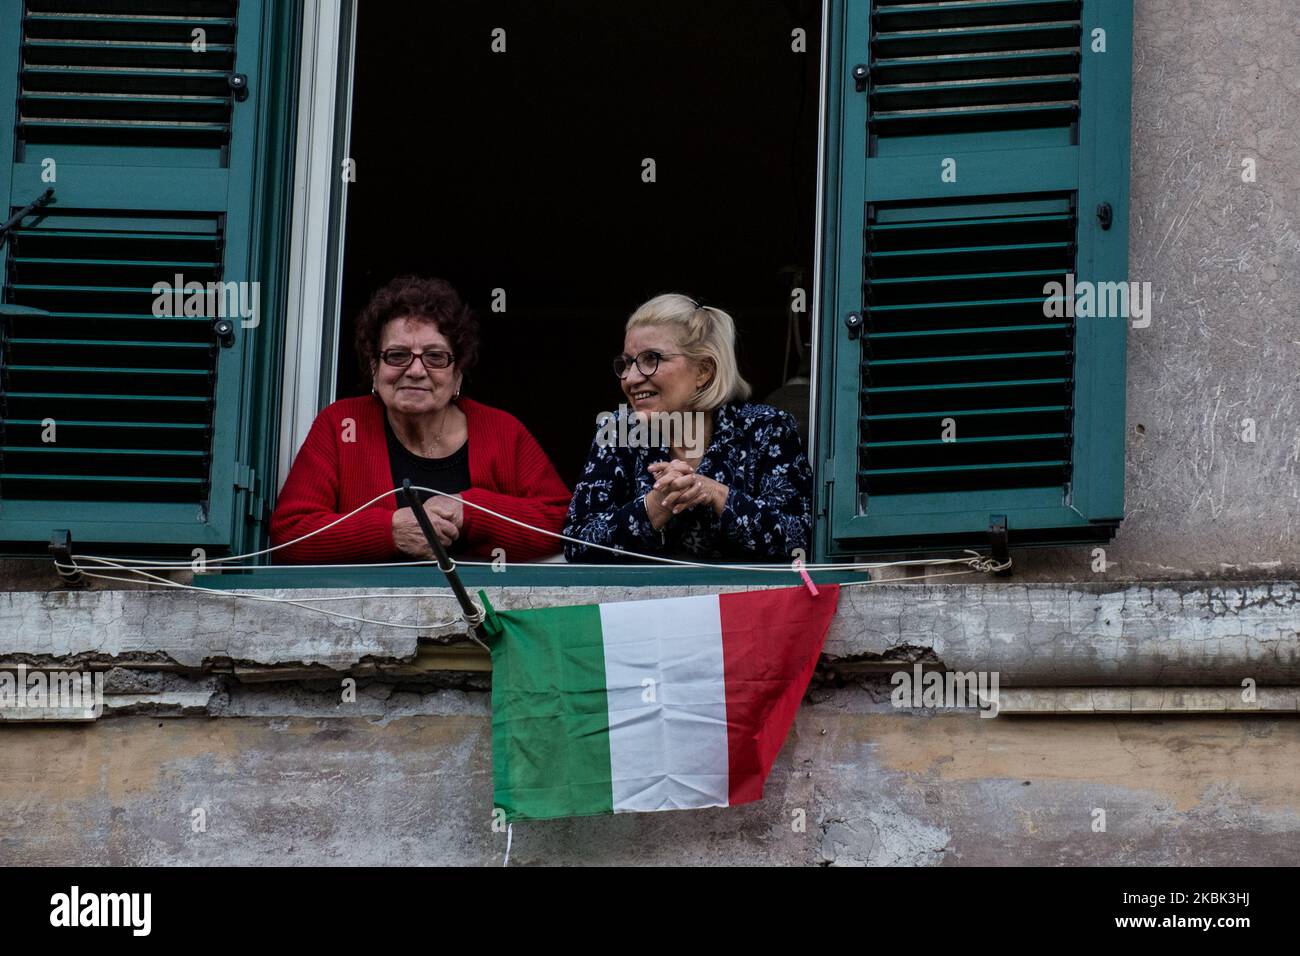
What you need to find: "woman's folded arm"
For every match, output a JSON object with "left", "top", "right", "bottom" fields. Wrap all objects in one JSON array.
[
  {"left": 460, "top": 487, "right": 569, "bottom": 562},
  {"left": 458, "top": 423, "right": 571, "bottom": 561}
]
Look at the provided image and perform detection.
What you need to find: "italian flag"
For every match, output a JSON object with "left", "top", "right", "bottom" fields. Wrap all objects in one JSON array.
[{"left": 481, "top": 585, "right": 840, "bottom": 821}]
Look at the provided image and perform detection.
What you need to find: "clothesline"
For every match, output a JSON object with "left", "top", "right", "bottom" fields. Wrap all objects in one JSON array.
[
  {"left": 53, "top": 484, "right": 1012, "bottom": 633},
  {"left": 67, "top": 485, "right": 1010, "bottom": 573}
]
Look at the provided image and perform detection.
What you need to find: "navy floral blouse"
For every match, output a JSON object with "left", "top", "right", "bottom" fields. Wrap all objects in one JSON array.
[{"left": 563, "top": 402, "right": 813, "bottom": 563}]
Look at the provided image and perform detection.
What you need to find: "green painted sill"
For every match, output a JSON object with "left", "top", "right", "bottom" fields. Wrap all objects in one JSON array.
[{"left": 195, "top": 563, "right": 870, "bottom": 590}]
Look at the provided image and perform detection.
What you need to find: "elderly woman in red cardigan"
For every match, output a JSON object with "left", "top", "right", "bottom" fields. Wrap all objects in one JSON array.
[{"left": 270, "top": 275, "right": 569, "bottom": 563}]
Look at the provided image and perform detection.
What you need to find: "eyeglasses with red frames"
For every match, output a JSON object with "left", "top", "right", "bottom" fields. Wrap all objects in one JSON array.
[{"left": 380, "top": 347, "right": 455, "bottom": 370}]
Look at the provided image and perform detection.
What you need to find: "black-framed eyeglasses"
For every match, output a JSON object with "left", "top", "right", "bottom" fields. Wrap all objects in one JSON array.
[
  {"left": 380, "top": 347, "right": 455, "bottom": 370},
  {"left": 613, "top": 349, "right": 681, "bottom": 379}
]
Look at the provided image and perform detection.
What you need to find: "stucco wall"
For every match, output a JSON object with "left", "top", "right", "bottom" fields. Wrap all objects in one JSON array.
[
  {"left": 4, "top": 691, "right": 1298, "bottom": 866},
  {"left": 1007, "top": 0, "right": 1300, "bottom": 582}
]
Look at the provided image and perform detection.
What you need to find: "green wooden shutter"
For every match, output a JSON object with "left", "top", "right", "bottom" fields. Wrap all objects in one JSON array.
[
  {"left": 819, "top": 0, "right": 1131, "bottom": 554},
  {"left": 0, "top": 0, "right": 273, "bottom": 552}
]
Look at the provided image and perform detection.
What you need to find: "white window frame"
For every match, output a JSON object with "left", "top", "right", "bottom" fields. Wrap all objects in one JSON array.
[{"left": 278, "top": 0, "right": 356, "bottom": 491}]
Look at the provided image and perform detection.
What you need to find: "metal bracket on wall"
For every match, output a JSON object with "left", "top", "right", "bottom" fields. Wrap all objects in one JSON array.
[
  {"left": 988, "top": 514, "right": 1011, "bottom": 576},
  {"left": 48, "top": 529, "right": 84, "bottom": 587}
]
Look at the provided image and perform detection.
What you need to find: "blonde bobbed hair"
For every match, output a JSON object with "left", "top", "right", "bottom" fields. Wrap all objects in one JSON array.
[{"left": 625, "top": 293, "right": 752, "bottom": 411}]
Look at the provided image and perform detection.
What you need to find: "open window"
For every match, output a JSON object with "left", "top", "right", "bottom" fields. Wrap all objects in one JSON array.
[
  {"left": 334, "top": 0, "right": 825, "bottom": 490},
  {"left": 217, "top": 0, "right": 837, "bottom": 587}
]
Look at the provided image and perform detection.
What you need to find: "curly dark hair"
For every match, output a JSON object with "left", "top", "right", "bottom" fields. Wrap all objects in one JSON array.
[{"left": 353, "top": 275, "right": 480, "bottom": 384}]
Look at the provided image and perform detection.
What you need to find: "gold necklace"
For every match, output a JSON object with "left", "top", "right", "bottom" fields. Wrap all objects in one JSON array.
[
  {"left": 423, "top": 407, "right": 455, "bottom": 456},
  {"left": 392, "top": 410, "right": 449, "bottom": 458}
]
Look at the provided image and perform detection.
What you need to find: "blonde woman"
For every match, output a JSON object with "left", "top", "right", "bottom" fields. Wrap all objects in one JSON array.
[{"left": 564, "top": 293, "right": 813, "bottom": 562}]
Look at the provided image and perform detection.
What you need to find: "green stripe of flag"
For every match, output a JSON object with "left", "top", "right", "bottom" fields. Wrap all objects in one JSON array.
[{"left": 490, "top": 602, "right": 614, "bottom": 820}]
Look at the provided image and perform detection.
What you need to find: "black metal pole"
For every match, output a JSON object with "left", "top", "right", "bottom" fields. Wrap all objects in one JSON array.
[{"left": 399, "top": 479, "right": 486, "bottom": 642}]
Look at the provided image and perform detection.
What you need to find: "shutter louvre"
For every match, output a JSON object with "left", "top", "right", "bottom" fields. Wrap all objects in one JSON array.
[
  {"left": 868, "top": 0, "right": 1081, "bottom": 148},
  {"left": 861, "top": 195, "right": 1076, "bottom": 497},
  {"left": 18, "top": 1, "right": 239, "bottom": 155}
]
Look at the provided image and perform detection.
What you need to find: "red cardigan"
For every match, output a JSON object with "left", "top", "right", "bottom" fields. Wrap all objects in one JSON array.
[{"left": 269, "top": 394, "right": 571, "bottom": 563}]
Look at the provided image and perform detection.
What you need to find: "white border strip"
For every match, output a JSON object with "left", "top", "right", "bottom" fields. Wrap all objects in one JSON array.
[{"left": 277, "top": 0, "right": 355, "bottom": 491}]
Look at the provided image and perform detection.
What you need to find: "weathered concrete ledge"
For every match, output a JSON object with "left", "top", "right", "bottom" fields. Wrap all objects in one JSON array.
[
  {"left": 2, "top": 580, "right": 1298, "bottom": 686},
  {"left": 995, "top": 686, "right": 1300, "bottom": 714}
]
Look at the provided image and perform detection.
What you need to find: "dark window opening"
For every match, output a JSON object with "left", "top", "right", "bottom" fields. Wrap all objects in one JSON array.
[{"left": 340, "top": 0, "right": 823, "bottom": 487}]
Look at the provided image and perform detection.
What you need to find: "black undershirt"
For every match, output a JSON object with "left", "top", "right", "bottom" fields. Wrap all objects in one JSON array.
[{"left": 384, "top": 415, "right": 471, "bottom": 555}]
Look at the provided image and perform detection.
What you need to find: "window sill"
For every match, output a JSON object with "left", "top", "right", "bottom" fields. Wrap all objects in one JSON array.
[{"left": 194, "top": 563, "right": 869, "bottom": 591}]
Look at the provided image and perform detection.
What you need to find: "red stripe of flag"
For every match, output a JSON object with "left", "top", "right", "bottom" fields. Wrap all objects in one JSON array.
[{"left": 718, "top": 584, "right": 840, "bottom": 806}]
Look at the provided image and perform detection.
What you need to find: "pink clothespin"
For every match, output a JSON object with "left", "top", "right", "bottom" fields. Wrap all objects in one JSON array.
[{"left": 792, "top": 557, "right": 819, "bottom": 596}]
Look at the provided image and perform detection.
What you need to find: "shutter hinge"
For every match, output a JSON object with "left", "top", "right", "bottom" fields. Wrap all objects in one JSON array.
[{"left": 234, "top": 464, "right": 264, "bottom": 524}]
